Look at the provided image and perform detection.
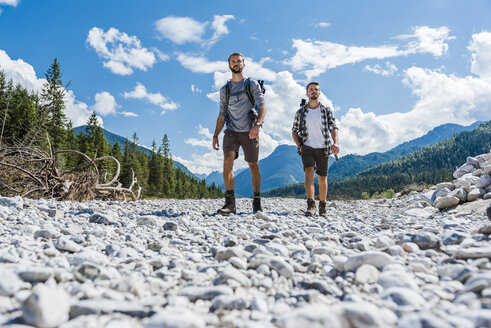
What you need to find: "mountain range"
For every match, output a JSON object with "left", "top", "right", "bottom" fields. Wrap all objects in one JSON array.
[
  {"left": 264, "top": 120, "right": 491, "bottom": 199},
  {"left": 73, "top": 126, "right": 197, "bottom": 178},
  {"left": 206, "top": 121, "right": 481, "bottom": 196}
]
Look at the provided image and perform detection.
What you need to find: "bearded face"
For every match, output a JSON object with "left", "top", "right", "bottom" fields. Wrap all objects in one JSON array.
[{"left": 229, "top": 55, "right": 245, "bottom": 74}]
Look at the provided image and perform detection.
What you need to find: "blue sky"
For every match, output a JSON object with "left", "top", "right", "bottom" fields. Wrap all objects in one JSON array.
[{"left": 1, "top": 0, "right": 491, "bottom": 175}]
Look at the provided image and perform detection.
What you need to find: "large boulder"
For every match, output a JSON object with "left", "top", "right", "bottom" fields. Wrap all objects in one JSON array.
[
  {"left": 454, "top": 173, "right": 480, "bottom": 188},
  {"left": 453, "top": 163, "right": 476, "bottom": 179},
  {"left": 476, "top": 174, "right": 491, "bottom": 189},
  {"left": 434, "top": 196, "right": 460, "bottom": 210}
]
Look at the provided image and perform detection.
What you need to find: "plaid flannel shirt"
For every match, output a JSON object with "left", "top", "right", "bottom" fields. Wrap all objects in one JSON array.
[{"left": 292, "top": 103, "right": 338, "bottom": 156}]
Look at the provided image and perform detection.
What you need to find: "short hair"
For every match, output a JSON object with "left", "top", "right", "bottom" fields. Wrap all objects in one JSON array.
[
  {"left": 228, "top": 52, "right": 244, "bottom": 64},
  {"left": 306, "top": 81, "right": 320, "bottom": 91}
]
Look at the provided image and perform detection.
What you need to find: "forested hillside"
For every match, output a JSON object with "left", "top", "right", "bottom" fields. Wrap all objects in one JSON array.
[
  {"left": 264, "top": 121, "right": 491, "bottom": 199},
  {"left": 0, "top": 63, "right": 222, "bottom": 199}
]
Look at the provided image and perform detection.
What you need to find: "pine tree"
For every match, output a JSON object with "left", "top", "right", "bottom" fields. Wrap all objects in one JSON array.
[
  {"left": 41, "top": 58, "right": 68, "bottom": 150},
  {"left": 147, "top": 140, "right": 163, "bottom": 196},
  {"left": 161, "top": 134, "right": 175, "bottom": 197}
]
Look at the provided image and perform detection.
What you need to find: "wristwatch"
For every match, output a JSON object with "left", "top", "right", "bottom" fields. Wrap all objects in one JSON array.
[{"left": 255, "top": 121, "right": 263, "bottom": 127}]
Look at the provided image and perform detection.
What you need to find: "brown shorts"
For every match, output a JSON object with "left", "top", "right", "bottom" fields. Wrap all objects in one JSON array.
[
  {"left": 223, "top": 129, "right": 259, "bottom": 162},
  {"left": 301, "top": 145, "right": 329, "bottom": 176}
]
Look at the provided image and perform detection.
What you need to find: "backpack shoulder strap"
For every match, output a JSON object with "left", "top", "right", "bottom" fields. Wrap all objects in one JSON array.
[
  {"left": 244, "top": 77, "right": 255, "bottom": 106},
  {"left": 224, "top": 79, "right": 232, "bottom": 108}
]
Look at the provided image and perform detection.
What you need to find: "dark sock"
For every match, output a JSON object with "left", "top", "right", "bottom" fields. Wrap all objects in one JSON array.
[
  {"left": 226, "top": 190, "right": 234, "bottom": 195},
  {"left": 254, "top": 192, "right": 260, "bottom": 198}
]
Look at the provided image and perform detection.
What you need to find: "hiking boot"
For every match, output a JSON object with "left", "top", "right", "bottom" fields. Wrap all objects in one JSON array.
[
  {"left": 253, "top": 196, "right": 262, "bottom": 213},
  {"left": 319, "top": 200, "right": 327, "bottom": 217},
  {"left": 217, "top": 194, "right": 236, "bottom": 215},
  {"left": 305, "top": 198, "right": 316, "bottom": 216}
]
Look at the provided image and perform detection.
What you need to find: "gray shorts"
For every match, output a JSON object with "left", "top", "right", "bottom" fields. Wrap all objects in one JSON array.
[
  {"left": 301, "top": 145, "right": 329, "bottom": 176},
  {"left": 223, "top": 129, "right": 259, "bottom": 162}
]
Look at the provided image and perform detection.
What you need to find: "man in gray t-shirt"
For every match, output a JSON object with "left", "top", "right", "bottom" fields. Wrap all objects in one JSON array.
[{"left": 212, "top": 52, "right": 267, "bottom": 215}]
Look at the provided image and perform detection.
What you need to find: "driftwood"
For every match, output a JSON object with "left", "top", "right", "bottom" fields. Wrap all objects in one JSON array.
[{"left": 0, "top": 143, "right": 140, "bottom": 201}]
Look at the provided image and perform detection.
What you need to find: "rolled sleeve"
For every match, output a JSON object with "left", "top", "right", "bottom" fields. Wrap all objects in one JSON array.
[
  {"left": 292, "top": 111, "right": 301, "bottom": 132},
  {"left": 327, "top": 109, "right": 338, "bottom": 131},
  {"left": 251, "top": 80, "right": 265, "bottom": 108}
]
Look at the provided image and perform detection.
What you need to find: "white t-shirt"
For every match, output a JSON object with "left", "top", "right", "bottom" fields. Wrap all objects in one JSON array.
[{"left": 303, "top": 106, "right": 325, "bottom": 149}]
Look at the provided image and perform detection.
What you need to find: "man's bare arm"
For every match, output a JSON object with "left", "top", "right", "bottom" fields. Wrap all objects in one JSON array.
[
  {"left": 249, "top": 105, "right": 267, "bottom": 139},
  {"left": 330, "top": 128, "right": 339, "bottom": 155},
  {"left": 212, "top": 115, "right": 225, "bottom": 150}
]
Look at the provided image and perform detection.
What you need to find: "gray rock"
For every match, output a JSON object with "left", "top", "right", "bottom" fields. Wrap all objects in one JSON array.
[
  {"left": 436, "top": 187, "right": 451, "bottom": 198},
  {"left": 455, "top": 309, "right": 491, "bottom": 328},
  {"left": 442, "top": 230, "right": 469, "bottom": 245},
  {"left": 70, "top": 299, "right": 154, "bottom": 318},
  {"left": 435, "top": 182, "right": 454, "bottom": 192},
  {"left": 18, "top": 267, "right": 53, "bottom": 283},
  {"left": 454, "top": 163, "right": 476, "bottom": 178},
  {"left": 0, "top": 267, "right": 23, "bottom": 296},
  {"left": 214, "top": 267, "right": 250, "bottom": 287},
  {"left": 412, "top": 231, "right": 440, "bottom": 250},
  {"left": 343, "top": 251, "right": 396, "bottom": 272},
  {"left": 434, "top": 196, "right": 460, "bottom": 210},
  {"left": 137, "top": 215, "right": 159, "bottom": 226},
  {"left": 476, "top": 174, "right": 491, "bottom": 189},
  {"left": 54, "top": 236, "right": 82, "bottom": 253},
  {"left": 34, "top": 229, "right": 59, "bottom": 239},
  {"left": 382, "top": 287, "right": 425, "bottom": 307},
  {"left": 163, "top": 221, "right": 178, "bottom": 231},
  {"left": 398, "top": 312, "right": 453, "bottom": 328},
  {"left": 210, "top": 295, "right": 248, "bottom": 312},
  {"left": 450, "top": 187, "right": 467, "bottom": 202},
  {"left": 355, "top": 264, "right": 379, "bottom": 284},
  {"left": 379, "top": 270, "right": 419, "bottom": 290},
  {"left": 467, "top": 188, "right": 483, "bottom": 202},
  {"left": 420, "top": 191, "right": 436, "bottom": 204},
  {"left": 22, "top": 284, "right": 71, "bottom": 328},
  {"left": 178, "top": 285, "right": 233, "bottom": 301},
  {"left": 89, "top": 213, "right": 116, "bottom": 225},
  {"left": 455, "top": 246, "right": 491, "bottom": 259},
  {"left": 144, "top": 307, "right": 204, "bottom": 328}
]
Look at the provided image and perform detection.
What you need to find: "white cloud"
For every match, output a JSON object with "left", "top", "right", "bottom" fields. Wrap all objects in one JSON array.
[
  {"left": 191, "top": 84, "right": 202, "bottom": 93},
  {"left": 64, "top": 90, "right": 94, "bottom": 127},
  {"left": 156, "top": 15, "right": 234, "bottom": 48},
  {"left": 120, "top": 111, "right": 138, "bottom": 117},
  {"left": 316, "top": 22, "right": 331, "bottom": 28},
  {"left": 399, "top": 26, "right": 455, "bottom": 57},
  {"left": 286, "top": 26, "right": 455, "bottom": 79},
  {"left": 155, "top": 16, "right": 207, "bottom": 44},
  {"left": 338, "top": 64, "right": 491, "bottom": 155},
  {"left": 204, "top": 15, "right": 235, "bottom": 47},
  {"left": 468, "top": 31, "right": 491, "bottom": 80},
  {"left": 176, "top": 53, "right": 227, "bottom": 73},
  {"left": 286, "top": 39, "right": 401, "bottom": 79},
  {"left": 0, "top": 49, "right": 44, "bottom": 92},
  {"left": 91, "top": 91, "right": 117, "bottom": 116},
  {"left": 151, "top": 48, "right": 170, "bottom": 61},
  {"left": 0, "top": 0, "right": 19, "bottom": 6},
  {"left": 123, "top": 82, "right": 179, "bottom": 114},
  {"left": 86, "top": 27, "right": 156, "bottom": 75},
  {"left": 364, "top": 61, "right": 398, "bottom": 76}
]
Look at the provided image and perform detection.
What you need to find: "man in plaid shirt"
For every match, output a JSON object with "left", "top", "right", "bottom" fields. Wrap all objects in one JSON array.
[{"left": 292, "top": 82, "right": 339, "bottom": 217}]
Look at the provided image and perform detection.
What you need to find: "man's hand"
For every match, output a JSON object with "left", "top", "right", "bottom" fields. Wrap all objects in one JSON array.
[
  {"left": 249, "top": 125, "right": 260, "bottom": 139},
  {"left": 331, "top": 143, "right": 339, "bottom": 155},
  {"left": 212, "top": 136, "right": 219, "bottom": 151}
]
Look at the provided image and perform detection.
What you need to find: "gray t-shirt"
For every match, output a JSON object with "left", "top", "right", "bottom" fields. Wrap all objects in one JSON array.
[{"left": 219, "top": 78, "right": 265, "bottom": 132}]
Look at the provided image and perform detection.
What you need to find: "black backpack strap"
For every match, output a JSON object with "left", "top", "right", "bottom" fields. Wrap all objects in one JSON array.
[
  {"left": 244, "top": 77, "right": 255, "bottom": 107},
  {"left": 225, "top": 80, "right": 231, "bottom": 108}
]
